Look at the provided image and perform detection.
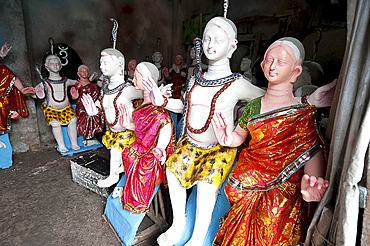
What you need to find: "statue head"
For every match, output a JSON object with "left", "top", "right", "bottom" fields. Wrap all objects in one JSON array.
[
  {"left": 174, "top": 55, "right": 183, "bottom": 65},
  {"left": 128, "top": 59, "right": 137, "bottom": 71},
  {"left": 100, "top": 48, "right": 125, "bottom": 77},
  {"left": 45, "top": 54, "right": 62, "bottom": 74},
  {"left": 240, "top": 57, "right": 252, "bottom": 73},
  {"left": 77, "top": 65, "right": 90, "bottom": 80},
  {"left": 189, "top": 47, "right": 196, "bottom": 60},
  {"left": 152, "top": 51, "right": 163, "bottom": 64},
  {"left": 202, "top": 17, "right": 238, "bottom": 60},
  {"left": 133, "top": 62, "right": 159, "bottom": 90},
  {"left": 261, "top": 37, "right": 304, "bottom": 84}
]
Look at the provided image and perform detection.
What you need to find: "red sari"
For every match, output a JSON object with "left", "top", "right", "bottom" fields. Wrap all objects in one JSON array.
[
  {"left": 74, "top": 82, "right": 102, "bottom": 139},
  {"left": 121, "top": 103, "right": 176, "bottom": 214},
  {"left": 214, "top": 98, "right": 325, "bottom": 246},
  {"left": 0, "top": 65, "right": 28, "bottom": 134}
]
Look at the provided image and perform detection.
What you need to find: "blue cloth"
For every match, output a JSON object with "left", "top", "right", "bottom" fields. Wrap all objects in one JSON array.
[
  {"left": 104, "top": 174, "right": 160, "bottom": 245},
  {"left": 0, "top": 133, "right": 12, "bottom": 169}
]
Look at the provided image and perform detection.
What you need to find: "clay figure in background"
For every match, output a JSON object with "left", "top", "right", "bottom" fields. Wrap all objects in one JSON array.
[
  {"left": 70, "top": 65, "right": 102, "bottom": 140},
  {"left": 125, "top": 59, "right": 137, "bottom": 85},
  {"left": 81, "top": 48, "right": 143, "bottom": 188},
  {"left": 0, "top": 45, "right": 35, "bottom": 148},
  {"left": 212, "top": 37, "right": 329, "bottom": 245},
  {"left": 35, "top": 55, "right": 80, "bottom": 153},
  {"left": 117, "top": 62, "right": 176, "bottom": 213},
  {"left": 240, "top": 56, "right": 257, "bottom": 86},
  {"left": 168, "top": 55, "right": 187, "bottom": 99},
  {"left": 152, "top": 51, "right": 170, "bottom": 87},
  {"left": 186, "top": 47, "right": 200, "bottom": 81},
  {"left": 145, "top": 17, "right": 336, "bottom": 246}
]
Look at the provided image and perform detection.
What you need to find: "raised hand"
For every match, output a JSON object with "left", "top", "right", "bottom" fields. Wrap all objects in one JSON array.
[
  {"left": 35, "top": 83, "right": 45, "bottom": 99},
  {"left": 160, "top": 83, "right": 173, "bottom": 98},
  {"left": 308, "top": 79, "right": 337, "bottom": 108},
  {"left": 301, "top": 174, "right": 329, "bottom": 202},
  {"left": 81, "top": 94, "right": 99, "bottom": 116},
  {"left": 70, "top": 86, "right": 79, "bottom": 100},
  {"left": 0, "top": 42, "right": 12, "bottom": 59},
  {"left": 142, "top": 76, "right": 166, "bottom": 106},
  {"left": 118, "top": 103, "right": 132, "bottom": 129},
  {"left": 211, "top": 112, "right": 233, "bottom": 146}
]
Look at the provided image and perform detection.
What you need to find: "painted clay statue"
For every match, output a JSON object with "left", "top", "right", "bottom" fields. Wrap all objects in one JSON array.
[
  {"left": 240, "top": 56, "right": 257, "bottom": 86},
  {"left": 212, "top": 37, "right": 329, "bottom": 245},
  {"left": 152, "top": 51, "right": 170, "bottom": 87},
  {"left": 81, "top": 48, "right": 143, "bottom": 188},
  {"left": 186, "top": 47, "right": 200, "bottom": 81},
  {"left": 125, "top": 59, "right": 137, "bottom": 85},
  {"left": 35, "top": 55, "right": 80, "bottom": 153},
  {"left": 144, "top": 17, "right": 335, "bottom": 246},
  {"left": 117, "top": 62, "right": 176, "bottom": 213},
  {"left": 168, "top": 55, "right": 187, "bottom": 99},
  {"left": 70, "top": 65, "right": 102, "bottom": 139}
]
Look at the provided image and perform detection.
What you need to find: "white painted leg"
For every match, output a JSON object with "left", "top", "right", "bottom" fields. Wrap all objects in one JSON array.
[
  {"left": 68, "top": 117, "right": 80, "bottom": 150},
  {"left": 184, "top": 182, "right": 219, "bottom": 246},
  {"left": 50, "top": 121, "right": 68, "bottom": 152},
  {"left": 157, "top": 168, "right": 186, "bottom": 246},
  {"left": 97, "top": 148, "right": 123, "bottom": 188}
]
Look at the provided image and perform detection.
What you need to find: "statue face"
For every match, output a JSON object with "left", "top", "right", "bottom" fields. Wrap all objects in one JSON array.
[
  {"left": 46, "top": 57, "right": 62, "bottom": 73},
  {"left": 175, "top": 56, "right": 182, "bottom": 65},
  {"left": 153, "top": 53, "right": 163, "bottom": 63},
  {"left": 132, "top": 66, "right": 144, "bottom": 91},
  {"left": 128, "top": 60, "right": 137, "bottom": 70},
  {"left": 78, "top": 67, "right": 89, "bottom": 79},
  {"left": 240, "top": 58, "right": 252, "bottom": 72},
  {"left": 100, "top": 55, "right": 120, "bottom": 77},
  {"left": 190, "top": 48, "right": 196, "bottom": 60},
  {"left": 202, "top": 26, "right": 232, "bottom": 61},
  {"left": 261, "top": 45, "right": 296, "bottom": 84}
]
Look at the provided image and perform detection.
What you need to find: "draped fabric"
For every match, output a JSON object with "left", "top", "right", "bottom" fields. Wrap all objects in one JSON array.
[
  {"left": 214, "top": 102, "right": 325, "bottom": 246},
  {"left": 121, "top": 103, "right": 176, "bottom": 214},
  {"left": 0, "top": 65, "right": 29, "bottom": 134},
  {"left": 306, "top": 0, "right": 370, "bottom": 245},
  {"left": 74, "top": 82, "right": 103, "bottom": 139}
]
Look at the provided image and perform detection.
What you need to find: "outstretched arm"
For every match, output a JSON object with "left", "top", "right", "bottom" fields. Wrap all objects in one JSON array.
[
  {"left": 14, "top": 78, "right": 35, "bottom": 94},
  {"left": 301, "top": 151, "right": 329, "bottom": 202},
  {"left": 142, "top": 76, "right": 184, "bottom": 113},
  {"left": 152, "top": 123, "right": 172, "bottom": 164},
  {"left": 211, "top": 112, "right": 249, "bottom": 147}
]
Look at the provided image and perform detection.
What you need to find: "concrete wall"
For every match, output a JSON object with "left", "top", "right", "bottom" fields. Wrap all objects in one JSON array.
[{"left": 0, "top": 0, "right": 346, "bottom": 152}]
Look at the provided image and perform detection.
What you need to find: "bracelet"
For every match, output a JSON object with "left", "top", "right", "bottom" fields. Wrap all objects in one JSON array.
[
  {"left": 301, "top": 94, "right": 310, "bottom": 105},
  {"left": 160, "top": 95, "right": 168, "bottom": 108}
]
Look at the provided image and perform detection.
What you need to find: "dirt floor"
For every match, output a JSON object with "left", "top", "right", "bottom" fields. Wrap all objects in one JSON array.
[{"left": 0, "top": 146, "right": 164, "bottom": 246}]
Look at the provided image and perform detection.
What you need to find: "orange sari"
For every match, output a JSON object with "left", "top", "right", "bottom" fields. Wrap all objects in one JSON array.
[
  {"left": 0, "top": 65, "right": 28, "bottom": 134},
  {"left": 214, "top": 98, "right": 325, "bottom": 246}
]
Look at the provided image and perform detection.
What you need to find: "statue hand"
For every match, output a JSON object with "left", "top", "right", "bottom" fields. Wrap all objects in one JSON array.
[
  {"left": 142, "top": 76, "right": 165, "bottom": 106},
  {"left": 70, "top": 86, "right": 78, "bottom": 100},
  {"left": 308, "top": 79, "right": 337, "bottom": 108},
  {"left": 163, "top": 67, "right": 169, "bottom": 78},
  {"left": 89, "top": 72, "right": 98, "bottom": 81},
  {"left": 35, "top": 83, "right": 45, "bottom": 99},
  {"left": 159, "top": 83, "right": 172, "bottom": 97},
  {"left": 21, "top": 87, "right": 35, "bottom": 94},
  {"left": 0, "top": 42, "right": 12, "bottom": 58},
  {"left": 211, "top": 112, "right": 233, "bottom": 146},
  {"left": 301, "top": 174, "right": 329, "bottom": 202},
  {"left": 81, "top": 94, "right": 99, "bottom": 115},
  {"left": 118, "top": 103, "right": 131, "bottom": 129},
  {"left": 153, "top": 147, "right": 166, "bottom": 165}
]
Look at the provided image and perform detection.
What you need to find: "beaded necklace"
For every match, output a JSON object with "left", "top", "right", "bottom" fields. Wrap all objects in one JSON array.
[
  {"left": 101, "top": 83, "right": 129, "bottom": 127},
  {"left": 45, "top": 77, "right": 68, "bottom": 103}
]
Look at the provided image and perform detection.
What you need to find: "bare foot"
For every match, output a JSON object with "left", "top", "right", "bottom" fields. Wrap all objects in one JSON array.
[
  {"left": 72, "top": 144, "right": 81, "bottom": 150},
  {"left": 97, "top": 175, "right": 119, "bottom": 188},
  {"left": 157, "top": 219, "right": 185, "bottom": 246},
  {"left": 59, "top": 146, "right": 69, "bottom": 152}
]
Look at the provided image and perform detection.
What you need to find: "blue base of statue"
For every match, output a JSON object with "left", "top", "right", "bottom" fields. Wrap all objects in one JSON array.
[
  {"left": 174, "top": 161, "right": 235, "bottom": 246},
  {"left": 57, "top": 105, "right": 103, "bottom": 156},
  {"left": 0, "top": 133, "right": 13, "bottom": 169},
  {"left": 104, "top": 174, "right": 160, "bottom": 246}
]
